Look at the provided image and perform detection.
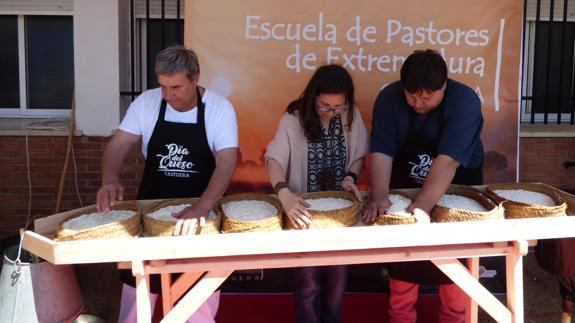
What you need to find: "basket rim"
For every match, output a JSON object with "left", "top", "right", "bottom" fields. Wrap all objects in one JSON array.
[{"left": 373, "top": 213, "right": 416, "bottom": 225}]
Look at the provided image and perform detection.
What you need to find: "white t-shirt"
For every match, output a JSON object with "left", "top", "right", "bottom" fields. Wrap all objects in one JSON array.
[{"left": 119, "top": 88, "right": 238, "bottom": 158}]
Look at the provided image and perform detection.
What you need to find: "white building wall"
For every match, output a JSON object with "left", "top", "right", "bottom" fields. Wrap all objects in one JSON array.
[{"left": 74, "top": 0, "right": 121, "bottom": 136}]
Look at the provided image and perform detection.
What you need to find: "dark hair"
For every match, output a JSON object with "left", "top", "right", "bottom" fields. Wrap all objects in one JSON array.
[
  {"left": 155, "top": 45, "right": 200, "bottom": 81},
  {"left": 400, "top": 49, "right": 447, "bottom": 93},
  {"left": 287, "top": 64, "right": 355, "bottom": 142}
]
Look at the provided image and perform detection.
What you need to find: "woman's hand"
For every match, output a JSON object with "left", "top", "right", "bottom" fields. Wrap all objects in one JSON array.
[
  {"left": 341, "top": 176, "right": 361, "bottom": 200},
  {"left": 278, "top": 188, "right": 312, "bottom": 229}
]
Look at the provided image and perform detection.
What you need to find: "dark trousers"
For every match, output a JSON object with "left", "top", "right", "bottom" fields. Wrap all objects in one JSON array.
[
  {"left": 294, "top": 265, "right": 348, "bottom": 323},
  {"left": 559, "top": 275, "right": 575, "bottom": 302}
]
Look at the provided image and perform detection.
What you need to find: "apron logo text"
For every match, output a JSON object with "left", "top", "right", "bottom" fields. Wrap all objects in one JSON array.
[
  {"left": 156, "top": 143, "right": 198, "bottom": 177},
  {"left": 409, "top": 154, "right": 433, "bottom": 184}
]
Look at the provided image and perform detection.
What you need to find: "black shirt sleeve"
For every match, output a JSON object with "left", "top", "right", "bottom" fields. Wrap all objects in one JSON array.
[{"left": 438, "top": 81, "right": 484, "bottom": 168}]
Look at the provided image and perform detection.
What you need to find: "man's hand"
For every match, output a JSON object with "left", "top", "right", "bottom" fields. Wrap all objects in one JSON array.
[
  {"left": 278, "top": 189, "right": 312, "bottom": 229},
  {"left": 98, "top": 130, "right": 140, "bottom": 212},
  {"left": 341, "top": 176, "right": 361, "bottom": 201},
  {"left": 407, "top": 202, "right": 431, "bottom": 224},
  {"left": 362, "top": 194, "right": 391, "bottom": 224},
  {"left": 97, "top": 182, "right": 125, "bottom": 212},
  {"left": 172, "top": 203, "right": 212, "bottom": 236},
  {"left": 169, "top": 147, "right": 237, "bottom": 236}
]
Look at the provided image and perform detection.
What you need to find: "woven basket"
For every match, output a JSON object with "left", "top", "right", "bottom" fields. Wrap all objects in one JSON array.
[
  {"left": 486, "top": 183, "right": 567, "bottom": 219},
  {"left": 373, "top": 190, "right": 416, "bottom": 225},
  {"left": 431, "top": 188, "right": 504, "bottom": 222},
  {"left": 142, "top": 198, "right": 221, "bottom": 236},
  {"left": 286, "top": 191, "right": 359, "bottom": 230},
  {"left": 220, "top": 193, "right": 283, "bottom": 233},
  {"left": 55, "top": 201, "right": 141, "bottom": 241}
]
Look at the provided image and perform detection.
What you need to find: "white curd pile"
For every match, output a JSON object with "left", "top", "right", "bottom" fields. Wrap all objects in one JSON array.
[
  {"left": 222, "top": 200, "right": 278, "bottom": 221},
  {"left": 62, "top": 210, "right": 137, "bottom": 231},
  {"left": 387, "top": 194, "right": 412, "bottom": 216},
  {"left": 494, "top": 189, "right": 556, "bottom": 207},
  {"left": 305, "top": 198, "right": 353, "bottom": 211},
  {"left": 148, "top": 204, "right": 217, "bottom": 222},
  {"left": 437, "top": 194, "right": 487, "bottom": 212}
]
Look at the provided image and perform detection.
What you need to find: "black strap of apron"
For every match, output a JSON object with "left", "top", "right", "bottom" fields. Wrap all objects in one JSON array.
[{"left": 196, "top": 86, "right": 206, "bottom": 126}]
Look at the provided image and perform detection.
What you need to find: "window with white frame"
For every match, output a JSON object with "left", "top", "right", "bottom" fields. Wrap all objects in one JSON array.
[
  {"left": 522, "top": 0, "right": 575, "bottom": 123},
  {"left": 0, "top": 13, "right": 73, "bottom": 117}
]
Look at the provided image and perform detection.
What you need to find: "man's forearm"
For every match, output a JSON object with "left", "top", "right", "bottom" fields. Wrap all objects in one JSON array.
[
  {"left": 415, "top": 154, "right": 459, "bottom": 213},
  {"left": 101, "top": 151, "right": 125, "bottom": 184},
  {"left": 196, "top": 147, "right": 238, "bottom": 210},
  {"left": 100, "top": 131, "right": 140, "bottom": 184},
  {"left": 370, "top": 152, "right": 393, "bottom": 199}
]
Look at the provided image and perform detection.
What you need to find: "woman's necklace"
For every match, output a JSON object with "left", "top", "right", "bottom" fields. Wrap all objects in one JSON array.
[{"left": 317, "top": 121, "right": 337, "bottom": 191}]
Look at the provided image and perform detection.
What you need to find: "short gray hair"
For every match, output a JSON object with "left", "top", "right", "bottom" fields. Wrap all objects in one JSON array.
[{"left": 155, "top": 45, "right": 200, "bottom": 80}]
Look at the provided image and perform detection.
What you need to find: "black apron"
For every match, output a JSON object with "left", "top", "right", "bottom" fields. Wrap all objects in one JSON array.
[
  {"left": 388, "top": 107, "right": 483, "bottom": 285},
  {"left": 137, "top": 87, "right": 215, "bottom": 199},
  {"left": 123, "top": 87, "right": 216, "bottom": 292}
]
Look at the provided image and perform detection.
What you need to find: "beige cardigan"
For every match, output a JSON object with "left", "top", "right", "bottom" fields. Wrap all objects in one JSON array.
[{"left": 265, "top": 107, "right": 369, "bottom": 193}]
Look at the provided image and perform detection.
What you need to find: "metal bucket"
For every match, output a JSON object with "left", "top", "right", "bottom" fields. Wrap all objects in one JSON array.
[{"left": 0, "top": 245, "right": 84, "bottom": 323}]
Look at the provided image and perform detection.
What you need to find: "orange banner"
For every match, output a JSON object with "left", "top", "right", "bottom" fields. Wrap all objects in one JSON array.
[{"left": 185, "top": 0, "right": 522, "bottom": 191}]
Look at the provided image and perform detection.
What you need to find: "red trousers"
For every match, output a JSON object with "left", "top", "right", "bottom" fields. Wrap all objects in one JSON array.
[{"left": 388, "top": 278, "right": 466, "bottom": 323}]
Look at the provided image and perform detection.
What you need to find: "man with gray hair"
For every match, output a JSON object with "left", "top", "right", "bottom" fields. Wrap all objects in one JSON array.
[{"left": 97, "top": 45, "right": 238, "bottom": 322}]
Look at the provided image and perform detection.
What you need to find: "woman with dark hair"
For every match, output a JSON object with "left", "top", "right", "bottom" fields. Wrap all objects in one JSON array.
[{"left": 265, "top": 64, "right": 369, "bottom": 322}]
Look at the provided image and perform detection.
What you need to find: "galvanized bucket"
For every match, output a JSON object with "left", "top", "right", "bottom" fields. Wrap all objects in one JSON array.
[{"left": 0, "top": 245, "right": 84, "bottom": 323}]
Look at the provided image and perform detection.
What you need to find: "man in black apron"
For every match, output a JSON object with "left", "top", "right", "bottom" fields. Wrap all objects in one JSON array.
[
  {"left": 364, "top": 49, "right": 484, "bottom": 322},
  {"left": 96, "top": 46, "right": 238, "bottom": 322}
]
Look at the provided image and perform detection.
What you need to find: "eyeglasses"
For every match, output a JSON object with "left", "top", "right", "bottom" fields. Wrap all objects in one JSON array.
[{"left": 316, "top": 102, "right": 348, "bottom": 114}]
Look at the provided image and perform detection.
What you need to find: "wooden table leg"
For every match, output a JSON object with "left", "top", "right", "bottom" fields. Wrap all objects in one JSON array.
[
  {"left": 432, "top": 258, "right": 511, "bottom": 323},
  {"left": 161, "top": 271, "right": 205, "bottom": 316},
  {"left": 133, "top": 260, "right": 152, "bottom": 323},
  {"left": 507, "top": 241, "right": 527, "bottom": 323},
  {"left": 161, "top": 270, "right": 233, "bottom": 323},
  {"left": 161, "top": 273, "right": 172, "bottom": 317},
  {"left": 466, "top": 257, "right": 480, "bottom": 323}
]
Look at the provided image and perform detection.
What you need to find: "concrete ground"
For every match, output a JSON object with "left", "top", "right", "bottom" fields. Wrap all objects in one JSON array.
[{"left": 73, "top": 249, "right": 569, "bottom": 323}]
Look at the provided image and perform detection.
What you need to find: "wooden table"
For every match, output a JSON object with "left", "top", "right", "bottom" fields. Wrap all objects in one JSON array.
[{"left": 22, "top": 189, "right": 575, "bottom": 323}]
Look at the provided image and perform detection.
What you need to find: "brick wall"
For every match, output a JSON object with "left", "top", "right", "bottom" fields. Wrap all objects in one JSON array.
[
  {"left": 0, "top": 135, "right": 573, "bottom": 241},
  {"left": 519, "top": 137, "right": 575, "bottom": 192},
  {"left": 0, "top": 135, "right": 144, "bottom": 240}
]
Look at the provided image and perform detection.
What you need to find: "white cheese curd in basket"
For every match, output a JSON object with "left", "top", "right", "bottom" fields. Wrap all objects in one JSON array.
[
  {"left": 62, "top": 210, "right": 136, "bottom": 231},
  {"left": 223, "top": 200, "right": 277, "bottom": 221},
  {"left": 494, "top": 189, "right": 556, "bottom": 207},
  {"left": 305, "top": 198, "right": 353, "bottom": 211},
  {"left": 387, "top": 194, "right": 412, "bottom": 217},
  {"left": 148, "top": 204, "right": 217, "bottom": 222},
  {"left": 437, "top": 194, "right": 487, "bottom": 212}
]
